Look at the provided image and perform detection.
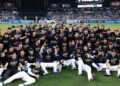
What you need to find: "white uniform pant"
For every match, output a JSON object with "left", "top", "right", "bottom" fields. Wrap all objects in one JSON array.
[
  {"left": 0, "top": 68, "right": 4, "bottom": 76},
  {"left": 92, "top": 63, "right": 107, "bottom": 70},
  {"left": 63, "top": 59, "right": 76, "bottom": 69},
  {"left": 106, "top": 65, "right": 120, "bottom": 76},
  {"left": 4, "top": 71, "right": 35, "bottom": 86},
  {"left": 40, "top": 61, "right": 58, "bottom": 74},
  {"left": 77, "top": 60, "right": 93, "bottom": 80}
]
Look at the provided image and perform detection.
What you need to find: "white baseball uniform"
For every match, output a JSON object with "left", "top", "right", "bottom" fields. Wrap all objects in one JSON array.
[
  {"left": 3, "top": 71, "right": 35, "bottom": 86},
  {"left": 63, "top": 59, "right": 76, "bottom": 69},
  {"left": 77, "top": 58, "right": 93, "bottom": 81},
  {"left": 40, "top": 61, "right": 59, "bottom": 74}
]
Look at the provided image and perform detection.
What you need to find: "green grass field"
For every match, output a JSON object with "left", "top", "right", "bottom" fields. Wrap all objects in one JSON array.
[
  {"left": 0, "top": 23, "right": 120, "bottom": 30},
  {"left": 5, "top": 69, "right": 120, "bottom": 86},
  {"left": 0, "top": 23, "right": 120, "bottom": 86}
]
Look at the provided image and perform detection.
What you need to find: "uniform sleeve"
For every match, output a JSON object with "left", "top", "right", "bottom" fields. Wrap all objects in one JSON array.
[{"left": 28, "top": 67, "right": 36, "bottom": 77}]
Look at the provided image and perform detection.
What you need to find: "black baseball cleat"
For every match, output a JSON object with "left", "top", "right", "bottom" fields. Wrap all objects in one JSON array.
[{"left": 92, "top": 73, "right": 95, "bottom": 80}]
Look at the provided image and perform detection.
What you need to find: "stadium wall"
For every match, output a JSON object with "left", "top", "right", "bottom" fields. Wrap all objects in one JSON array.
[{"left": 0, "top": 20, "right": 120, "bottom": 24}]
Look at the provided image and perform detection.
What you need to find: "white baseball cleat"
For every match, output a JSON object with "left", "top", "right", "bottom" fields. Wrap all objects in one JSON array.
[
  {"left": 18, "top": 84, "right": 24, "bottom": 86},
  {"left": 43, "top": 72, "right": 49, "bottom": 75},
  {"left": 0, "top": 82, "right": 2, "bottom": 86},
  {"left": 78, "top": 72, "right": 82, "bottom": 75},
  {"left": 72, "top": 67, "right": 77, "bottom": 70}
]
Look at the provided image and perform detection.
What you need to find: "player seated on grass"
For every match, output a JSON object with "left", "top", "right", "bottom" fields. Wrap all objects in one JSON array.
[
  {"left": 92, "top": 50, "right": 107, "bottom": 71},
  {"left": 61, "top": 46, "right": 76, "bottom": 70},
  {"left": 105, "top": 50, "right": 120, "bottom": 77},
  {"left": 75, "top": 46, "right": 94, "bottom": 81},
  {"left": 2, "top": 52, "right": 22, "bottom": 81},
  {"left": 40, "top": 46, "right": 60, "bottom": 75},
  {"left": 0, "top": 62, "right": 41, "bottom": 86}
]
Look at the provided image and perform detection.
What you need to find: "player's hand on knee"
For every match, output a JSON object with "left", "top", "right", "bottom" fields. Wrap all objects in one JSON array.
[
  {"left": 118, "top": 64, "right": 120, "bottom": 69},
  {"left": 35, "top": 75, "right": 40, "bottom": 79},
  {"left": 61, "top": 60, "right": 64, "bottom": 64}
]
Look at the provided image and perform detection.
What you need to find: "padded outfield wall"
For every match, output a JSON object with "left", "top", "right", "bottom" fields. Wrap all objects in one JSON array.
[{"left": 0, "top": 20, "right": 120, "bottom": 24}]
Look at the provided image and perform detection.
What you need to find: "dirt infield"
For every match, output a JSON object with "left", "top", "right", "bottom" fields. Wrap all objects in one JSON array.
[{"left": 0, "top": 29, "right": 7, "bottom": 35}]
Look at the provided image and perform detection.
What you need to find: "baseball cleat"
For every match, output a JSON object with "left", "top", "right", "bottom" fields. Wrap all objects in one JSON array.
[
  {"left": 18, "top": 84, "right": 24, "bottom": 86},
  {"left": 0, "top": 82, "right": 3, "bottom": 86},
  {"left": 43, "top": 72, "right": 49, "bottom": 75},
  {"left": 53, "top": 71, "right": 60, "bottom": 74},
  {"left": 78, "top": 72, "right": 82, "bottom": 75}
]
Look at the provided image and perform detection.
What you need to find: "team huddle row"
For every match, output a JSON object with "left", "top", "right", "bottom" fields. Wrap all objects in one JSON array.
[{"left": 0, "top": 24, "right": 120, "bottom": 86}]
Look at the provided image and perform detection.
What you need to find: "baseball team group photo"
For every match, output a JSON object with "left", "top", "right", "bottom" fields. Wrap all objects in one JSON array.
[{"left": 0, "top": 0, "right": 120, "bottom": 86}]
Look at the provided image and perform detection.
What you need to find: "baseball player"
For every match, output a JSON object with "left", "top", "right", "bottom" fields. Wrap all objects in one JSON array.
[
  {"left": 40, "top": 47, "right": 59, "bottom": 75},
  {"left": 76, "top": 46, "right": 94, "bottom": 81},
  {"left": 105, "top": 50, "right": 120, "bottom": 77},
  {"left": 92, "top": 50, "right": 107, "bottom": 71},
  {"left": 61, "top": 46, "right": 76, "bottom": 69},
  {"left": 0, "top": 62, "right": 41, "bottom": 86},
  {"left": 2, "top": 52, "right": 21, "bottom": 81},
  {"left": 0, "top": 52, "right": 6, "bottom": 78}
]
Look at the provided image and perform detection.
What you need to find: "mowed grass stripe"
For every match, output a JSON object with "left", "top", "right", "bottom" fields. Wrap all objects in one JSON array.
[
  {"left": 0, "top": 23, "right": 120, "bottom": 30},
  {"left": 5, "top": 69, "right": 120, "bottom": 86}
]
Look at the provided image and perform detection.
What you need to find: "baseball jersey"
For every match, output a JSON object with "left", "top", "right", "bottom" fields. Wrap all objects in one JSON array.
[
  {"left": 61, "top": 51, "right": 69, "bottom": 60},
  {"left": 75, "top": 51, "right": 83, "bottom": 61},
  {"left": 26, "top": 54, "right": 37, "bottom": 63},
  {"left": 30, "top": 65, "right": 41, "bottom": 75},
  {"left": 7, "top": 58, "right": 19, "bottom": 70},
  {"left": 42, "top": 53, "right": 55, "bottom": 62},
  {"left": 94, "top": 55, "right": 107, "bottom": 63},
  {"left": 107, "top": 56, "right": 120, "bottom": 66}
]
